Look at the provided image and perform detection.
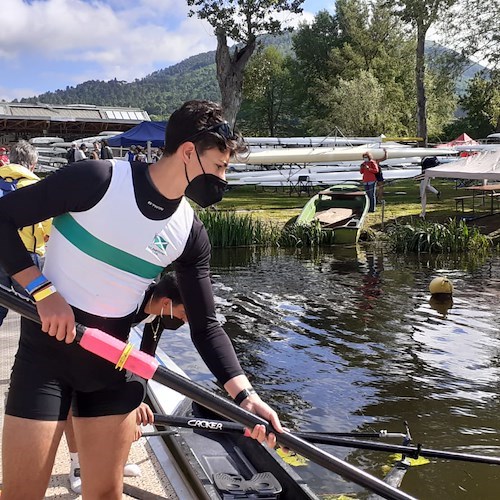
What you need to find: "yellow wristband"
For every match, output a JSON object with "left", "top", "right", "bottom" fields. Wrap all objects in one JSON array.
[
  {"left": 33, "top": 285, "right": 57, "bottom": 302},
  {"left": 115, "top": 343, "right": 134, "bottom": 371}
]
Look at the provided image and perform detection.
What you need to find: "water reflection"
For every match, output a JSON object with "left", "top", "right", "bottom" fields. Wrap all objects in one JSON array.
[{"left": 162, "top": 247, "right": 500, "bottom": 499}]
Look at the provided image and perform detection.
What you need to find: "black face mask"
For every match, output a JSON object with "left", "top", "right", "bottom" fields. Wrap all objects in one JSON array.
[
  {"left": 184, "top": 149, "right": 228, "bottom": 208},
  {"left": 160, "top": 315, "right": 185, "bottom": 331}
]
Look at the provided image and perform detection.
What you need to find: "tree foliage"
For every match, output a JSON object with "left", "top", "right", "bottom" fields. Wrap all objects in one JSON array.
[
  {"left": 390, "top": 0, "right": 459, "bottom": 144},
  {"left": 187, "top": 0, "right": 304, "bottom": 126},
  {"left": 187, "top": 0, "right": 303, "bottom": 42},
  {"left": 445, "top": 71, "right": 500, "bottom": 138},
  {"left": 444, "top": 0, "right": 500, "bottom": 69},
  {"left": 239, "top": 47, "right": 294, "bottom": 135}
]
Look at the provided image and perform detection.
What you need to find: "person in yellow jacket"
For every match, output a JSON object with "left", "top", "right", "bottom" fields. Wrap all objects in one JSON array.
[{"left": 0, "top": 140, "right": 51, "bottom": 326}]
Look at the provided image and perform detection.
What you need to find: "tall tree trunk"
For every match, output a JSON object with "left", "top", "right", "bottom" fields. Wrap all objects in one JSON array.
[
  {"left": 415, "top": 21, "right": 428, "bottom": 146},
  {"left": 215, "top": 29, "right": 256, "bottom": 127}
]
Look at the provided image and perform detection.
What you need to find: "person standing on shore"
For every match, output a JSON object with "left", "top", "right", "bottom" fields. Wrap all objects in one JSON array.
[
  {"left": 360, "top": 152, "right": 379, "bottom": 212},
  {"left": 0, "top": 99, "right": 282, "bottom": 499}
]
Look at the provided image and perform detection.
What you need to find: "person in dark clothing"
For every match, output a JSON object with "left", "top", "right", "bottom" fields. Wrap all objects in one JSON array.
[
  {"left": 100, "top": 139, "right": 114, "bottom": 159},
  {"left": 0, "top": 100, "right": 282, "bottom": 499}
]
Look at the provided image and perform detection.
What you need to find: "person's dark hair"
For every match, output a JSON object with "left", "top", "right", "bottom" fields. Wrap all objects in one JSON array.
[
  {"left": 164, "top": 100, "right": 247, "bottom": 157},
  {"left": 152, "top": 273, "right": 182, "bottom": 305},
  {"left": 101, "top": 139, "right": 109, "bottom": 147},
  {"left": 9, "top": 140, "right": 38, "bottom": 168}
]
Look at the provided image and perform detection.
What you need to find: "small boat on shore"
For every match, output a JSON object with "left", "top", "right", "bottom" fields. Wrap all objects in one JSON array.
[{"left": 296, "top": 184, "right": 369, "bottom": 244}]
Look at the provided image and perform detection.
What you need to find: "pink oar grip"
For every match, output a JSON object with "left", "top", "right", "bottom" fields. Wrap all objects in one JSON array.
[{"left": 80, "top": 328, "right": 159, "bottom": 379}]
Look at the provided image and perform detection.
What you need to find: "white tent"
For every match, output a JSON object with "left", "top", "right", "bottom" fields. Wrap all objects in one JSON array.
[{"left": 420, "top": 150, "right": 500, "bottom": 217}]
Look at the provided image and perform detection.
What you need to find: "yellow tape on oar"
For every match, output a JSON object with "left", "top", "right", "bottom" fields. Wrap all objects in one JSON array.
[
  {"left": 276, "top": 447, "right": 309, "bottom": 466},
  {"left": 115, "top": 343, "right": 134, "bottom": 371}
]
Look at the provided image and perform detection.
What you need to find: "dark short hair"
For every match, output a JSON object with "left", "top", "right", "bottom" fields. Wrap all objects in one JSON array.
[
  {"left": 164, "top": 100, "right": 247, "bottom": 157},
  {"left": 152, "top": 273, "right": 182, "bottom": 305}
]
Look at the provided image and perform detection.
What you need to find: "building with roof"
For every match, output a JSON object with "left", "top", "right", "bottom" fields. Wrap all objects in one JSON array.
[{"left": 0, "top": 102, "right": 150, "bottom": 142}]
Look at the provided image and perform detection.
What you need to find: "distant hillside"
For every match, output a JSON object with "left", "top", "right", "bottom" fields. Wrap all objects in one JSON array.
[
  {"left": 19, "top": 32, "right": 483, "bottom": 120},
  {"left": 21, "top": 51, "right": 220, "bottom": 120}
]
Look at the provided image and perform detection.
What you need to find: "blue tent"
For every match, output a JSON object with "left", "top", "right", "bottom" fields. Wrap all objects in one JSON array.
[{"left": 107, "top": 121, "right": 167, "bottom": 148}]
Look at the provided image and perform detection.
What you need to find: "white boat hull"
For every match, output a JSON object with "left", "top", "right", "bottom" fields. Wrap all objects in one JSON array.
[{"left": 243, "top": 145, "right": 456, "bottom": 165}]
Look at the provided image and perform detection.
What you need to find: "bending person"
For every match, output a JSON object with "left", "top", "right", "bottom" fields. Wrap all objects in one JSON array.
[
  {"left": 65, "top": 273, "right": 186, "bottom": 494},
  {"left": 420, "top": 156, "right": 440, "bottom": 199},
  {"left": 0, "top": 100, "right": 283, "bottom": 500}
]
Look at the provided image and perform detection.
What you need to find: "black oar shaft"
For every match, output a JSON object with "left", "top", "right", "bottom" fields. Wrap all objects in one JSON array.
[
  {"left": 151, "top": 366, "right": 414, "bottom": 500},
  {"left": 152, "top": 414, "right": 405, "bottom": 440},
  {"left": 0, "top": 285, "right": 414, "bottom": 500},
  {"left": 303, "top": 436, "right": 500, "bottom": 465}
]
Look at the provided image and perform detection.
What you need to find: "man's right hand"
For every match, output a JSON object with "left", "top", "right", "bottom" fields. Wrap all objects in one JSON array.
[{"left": 37, "top": 292, "right": 76, "bottom": 343}]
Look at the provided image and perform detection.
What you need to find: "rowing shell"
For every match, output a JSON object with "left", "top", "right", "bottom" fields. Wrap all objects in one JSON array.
[{"left": 243, "top": 146, "right": 456, "bottom": 165}]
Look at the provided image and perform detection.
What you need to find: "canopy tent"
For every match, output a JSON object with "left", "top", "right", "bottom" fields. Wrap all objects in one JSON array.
[
  {"left": 420, "top": 150, "right": 500, "bottom": 217},
  {"left": 440, "top": 133, "right": 478, "bottom": 148},
  {"left": 107, "top": 121, "right": 167, "bottom": 147}
]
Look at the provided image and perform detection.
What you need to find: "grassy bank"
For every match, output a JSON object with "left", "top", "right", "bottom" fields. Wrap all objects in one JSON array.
[{"left": 219, "top": 178, "right": 471, "bottom": 229}]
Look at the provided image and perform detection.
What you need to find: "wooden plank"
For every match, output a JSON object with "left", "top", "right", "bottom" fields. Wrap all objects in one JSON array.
[{"left": 315, "top": 208, "right": 353, "bottom": 225}]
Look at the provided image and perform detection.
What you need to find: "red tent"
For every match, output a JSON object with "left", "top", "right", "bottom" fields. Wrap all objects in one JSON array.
[{"left": 440, "top": 133, "right": 478, "bottom": 147}]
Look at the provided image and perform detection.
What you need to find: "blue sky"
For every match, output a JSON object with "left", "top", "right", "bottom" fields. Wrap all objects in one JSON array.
[{"left": 0, "top": 0, "right": 335, "bottom": 102}]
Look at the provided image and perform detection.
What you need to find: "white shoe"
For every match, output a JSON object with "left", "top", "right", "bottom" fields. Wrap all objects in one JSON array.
[
  {"left": 123, "top": 463, "right": 141, "bottom": 477},
  {"left": 69, "top": 466, "right": 82, "bottom": 494}
]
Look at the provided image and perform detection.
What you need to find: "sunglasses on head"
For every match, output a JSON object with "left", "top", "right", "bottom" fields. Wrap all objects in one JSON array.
[{"left": 186, "top": 121, "right": 236, "bottom": 142}]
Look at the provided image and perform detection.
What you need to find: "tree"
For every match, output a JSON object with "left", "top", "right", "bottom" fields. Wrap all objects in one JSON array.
[
  {"left": 187, "top": 0, "right": 304, "bottom": 126},
  {"left": 445, "top": 0, "right": 500, "bottom": 69},
  {"left": 240, "top": 47, "right": 293, "bottom": 136},
  {"left": 391, "top": 0, "right": 458, "bottom": 145},
  {"left": 313, "top": 71, "right": 389, "bottom": 136}
]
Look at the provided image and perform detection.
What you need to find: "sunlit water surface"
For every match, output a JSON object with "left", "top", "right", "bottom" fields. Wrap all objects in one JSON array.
[{"left": 160, "top": 247, "right": 500, "bottom": 499}]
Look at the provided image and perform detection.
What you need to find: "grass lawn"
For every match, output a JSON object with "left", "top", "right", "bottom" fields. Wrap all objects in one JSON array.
[{"left": 218, "top": 178, "right": 482, "bottom": 229}]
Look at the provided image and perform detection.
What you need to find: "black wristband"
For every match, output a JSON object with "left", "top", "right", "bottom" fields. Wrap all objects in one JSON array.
[{"left": 234, "top": 388, "right": 256, "bottom": 406}]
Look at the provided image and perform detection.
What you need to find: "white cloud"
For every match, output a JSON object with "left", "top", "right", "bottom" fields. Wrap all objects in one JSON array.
[
  {"left": 0, "top": 0, "right": 325, "bottom": 99},
  {"left": 0, "top": 0, "right": 216, "bottom": 82}
]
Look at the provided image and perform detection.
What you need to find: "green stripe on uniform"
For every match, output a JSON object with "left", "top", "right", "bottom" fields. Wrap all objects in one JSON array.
[{"left": 53, "top": 213, "right": 163, "bottom": 279}]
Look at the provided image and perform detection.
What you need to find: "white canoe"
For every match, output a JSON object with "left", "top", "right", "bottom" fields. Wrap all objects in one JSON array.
[{"left": 243, "top": 145, "right": 456, "bottom": 165}]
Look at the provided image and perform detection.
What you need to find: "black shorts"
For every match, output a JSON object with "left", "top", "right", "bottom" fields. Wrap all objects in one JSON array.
[{"left": 5, "top": 317, "right": 145, "bottom": 421}]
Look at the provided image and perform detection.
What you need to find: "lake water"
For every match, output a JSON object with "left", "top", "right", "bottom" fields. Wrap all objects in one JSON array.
[{"left": 161, "top": 246, "right": 500, "bottom": 499}]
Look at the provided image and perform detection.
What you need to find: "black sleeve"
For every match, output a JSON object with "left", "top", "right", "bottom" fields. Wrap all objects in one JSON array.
[
  {"left": 0, "top": 160, "right": 112, "bottom": 275},
  {"left": 173, "top": 215, "right": 244, "bottom": 385}
]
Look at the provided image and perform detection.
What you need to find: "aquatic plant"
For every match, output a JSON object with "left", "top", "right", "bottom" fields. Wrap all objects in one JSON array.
[
  {"left": 197, "top": 209, "right": 269, "bottom": 247},
  {"left": 386, "top": 217, "right": 491, "bottom": 254},
  {"left": 197, "top": 209, "right": 336, "bottom": 248}
]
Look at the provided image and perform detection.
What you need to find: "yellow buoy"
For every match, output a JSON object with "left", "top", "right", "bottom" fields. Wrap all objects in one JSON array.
[{"left": 429, "top": 277, "right": 453, "bottom": 296}]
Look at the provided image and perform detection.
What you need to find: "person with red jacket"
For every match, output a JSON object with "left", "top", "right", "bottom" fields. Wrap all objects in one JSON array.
[{"left": 360, "top": 151, "right": 379, "bottom": 212}]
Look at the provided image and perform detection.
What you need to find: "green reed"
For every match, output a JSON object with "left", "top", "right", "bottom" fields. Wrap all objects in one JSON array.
[
  {"left": 197, "top": 209, "right": 335, "bottom": 248},
  {"left": 387, "top": 217, "right": 491, "bottom": 254}
]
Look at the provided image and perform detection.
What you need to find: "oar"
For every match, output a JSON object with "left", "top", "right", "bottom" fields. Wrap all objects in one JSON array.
[
  {"left": 0, "top": 284, "right": 414, "bottom": 500},
  {"left": 146, "top": 413, "right": 406, "bottom": 440},
  {"left": 146, "top": 413, "right": 500, "bottom": 465},
  {"left": 294, "top": 435, "right": 500, "bottom": 466}
]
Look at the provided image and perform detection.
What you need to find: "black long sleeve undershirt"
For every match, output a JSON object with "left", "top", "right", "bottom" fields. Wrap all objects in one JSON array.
[{"left": 0, "top": 159, "right": 243, "bottom": 384}]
